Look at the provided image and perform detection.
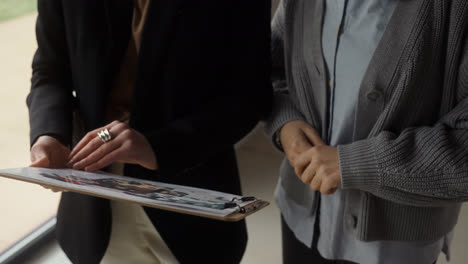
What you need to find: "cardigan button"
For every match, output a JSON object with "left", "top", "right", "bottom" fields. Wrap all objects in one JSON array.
[
  {"left": 367, "top": 90, "right": 382, "bottom": 101},
  {"left": 346, "top": 214, "right": 357, "bottom": 229}
]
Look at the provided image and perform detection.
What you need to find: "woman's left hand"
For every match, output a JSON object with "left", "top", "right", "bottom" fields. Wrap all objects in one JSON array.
[
  {"left": 292, "top": 134, "right": 341, "bottom": 195},
  {"left": 67, "top": 120, "right": 158, "bottom": 172}
]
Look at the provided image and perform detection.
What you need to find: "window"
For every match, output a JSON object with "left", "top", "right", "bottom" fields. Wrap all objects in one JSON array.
[{"left": 0, "top": 2, "right": 60, "bottom": 262}]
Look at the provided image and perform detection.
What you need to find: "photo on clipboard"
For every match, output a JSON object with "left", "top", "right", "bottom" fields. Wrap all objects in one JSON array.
[{"left": 0, "top": 167, "right": 269, "bottom": 221}]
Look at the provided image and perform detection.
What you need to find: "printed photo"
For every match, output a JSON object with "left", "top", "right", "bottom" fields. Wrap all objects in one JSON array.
[{"left": 0, "top": 167, "right": 256, "bottom": 217}]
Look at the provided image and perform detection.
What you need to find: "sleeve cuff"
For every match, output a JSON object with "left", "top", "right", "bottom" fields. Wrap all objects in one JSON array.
[
  {"left": 264, "top": 94, "right": 305, "bottom": 150},
  {"left": 338, "top": 137, "right": 382, "bottom": 192}
]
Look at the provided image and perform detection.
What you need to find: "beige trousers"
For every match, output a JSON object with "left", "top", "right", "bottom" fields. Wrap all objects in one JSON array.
[{"left": 100, "top": 164, "right": 179, "bottom": 264}]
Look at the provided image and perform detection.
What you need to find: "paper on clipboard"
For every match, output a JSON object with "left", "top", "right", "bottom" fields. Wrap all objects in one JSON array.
[{"left": 0, "top": 167, "right": 268, "bottom": 221}]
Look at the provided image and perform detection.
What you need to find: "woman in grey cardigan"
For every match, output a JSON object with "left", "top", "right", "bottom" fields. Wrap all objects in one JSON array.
[{"left": 266, "top": 0, "right": 468, "bottom": 263}]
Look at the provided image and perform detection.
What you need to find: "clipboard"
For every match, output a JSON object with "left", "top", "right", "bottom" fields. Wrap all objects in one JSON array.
[
  {"left": 122, "top": 197, "right": 269, "bottom": 222},
  {"left": 222, "top": 199, "right": 270, "bottom": 222},
  {"left": 0, "top": 167, "right": 269, "bottom": 222}
]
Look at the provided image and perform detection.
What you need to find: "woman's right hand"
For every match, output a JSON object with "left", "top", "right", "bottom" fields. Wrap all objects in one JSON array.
[
  {"left": 30, "top": 135, "right": 70, "bottom": 192},
  {"left": 30, "top": 135, "right": 70, "bottom": 168},
  {"left": 278, "top": 120, "right": 317, "bottom": 163},
  {"left": 279, "top": 120, "right": 319, "bottom": 172}
]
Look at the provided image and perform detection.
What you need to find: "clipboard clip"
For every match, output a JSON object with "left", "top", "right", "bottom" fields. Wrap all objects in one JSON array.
[{"left": 224, "top": 196, "right": 257, "bottom": 213}]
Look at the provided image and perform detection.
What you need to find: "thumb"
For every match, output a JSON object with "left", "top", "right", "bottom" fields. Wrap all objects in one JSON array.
[
  {"left": 302, "top": 127, "right": 325, "bottom": 146},
  {"left": 30, "top": 150, "right": 50, "bottom": 168},
  {"left": 30, "top": 156, "right": 50, "bottom": 168}
]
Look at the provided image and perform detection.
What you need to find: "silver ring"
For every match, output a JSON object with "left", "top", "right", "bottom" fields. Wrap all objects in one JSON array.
[{"left": 97, "top": 128, "right": 112, "bottom": 143}]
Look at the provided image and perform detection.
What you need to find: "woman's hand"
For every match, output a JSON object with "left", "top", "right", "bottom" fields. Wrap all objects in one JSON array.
[
  {"left": 280, "top": 121, "right": 341, "bottom": 195},
  {"left": 293, "top": 134, "right": 341, "bottom": 195},
  {"left": 294, "top": 144, "right": 341, "bottom": 195},
  {"left": 30, "top": 135, "right": 70, "bottom": 192},
  {"left": 30, "top": 135, "right": 71, "bottom": 168},
  {"left": 67, "top": 121, "right": 158, "bottom": 172},
  {"left": 279, "top": 120, "right": 316, "bottom": 165}
]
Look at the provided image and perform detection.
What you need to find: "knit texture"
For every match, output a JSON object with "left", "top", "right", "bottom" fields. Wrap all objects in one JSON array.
[{"left": 267, "top": 0, "right": 468, "bottom": 241}]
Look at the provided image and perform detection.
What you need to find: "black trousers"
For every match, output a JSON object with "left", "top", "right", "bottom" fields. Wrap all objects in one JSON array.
[
  {"left": 281, "top": 215, "right": 356, "bottom": 264},
  {"left": 281, "top": 216, "right": 437, "bottom": 264}
]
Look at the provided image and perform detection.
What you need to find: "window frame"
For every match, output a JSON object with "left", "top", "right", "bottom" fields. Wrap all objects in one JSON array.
[{"left": 0, "top": 216, "right": 56, "bottom": 264}]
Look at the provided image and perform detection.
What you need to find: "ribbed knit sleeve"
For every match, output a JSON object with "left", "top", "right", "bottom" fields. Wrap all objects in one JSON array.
[
  {"left": 264, "top": 93, "right": 306, "bottom": 146},
  {"left": 264, "top": 1, "right": 306, "bottom": 147},
  {"left": 340, "top": 97, "right": 468, "bottom": 207},
  {"left": 337, "top": 15, "right": 468, "bottom": 207}
]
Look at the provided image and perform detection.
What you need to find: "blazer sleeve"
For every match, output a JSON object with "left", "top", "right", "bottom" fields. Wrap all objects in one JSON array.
[
  {"left": 142, "top": 0, "right": 273, "bottom": 174},
  {"left": 339, "top": 33, "right": 468, "bottom": 207},
  {"left": 27, "top": 0, "right": 73, "bottom": 146},
  {"left": 264, "top": 0, "right": 307, "bottom": 149}
]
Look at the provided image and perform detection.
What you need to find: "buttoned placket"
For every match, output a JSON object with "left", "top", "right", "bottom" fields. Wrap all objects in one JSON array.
[{"left": 325, "top": 0, "right": 349, "bottom": 144}]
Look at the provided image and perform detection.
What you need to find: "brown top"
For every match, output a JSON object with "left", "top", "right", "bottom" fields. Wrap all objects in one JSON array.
[{"left": 106, "top": 0, "right": 150, "bottom": 123}]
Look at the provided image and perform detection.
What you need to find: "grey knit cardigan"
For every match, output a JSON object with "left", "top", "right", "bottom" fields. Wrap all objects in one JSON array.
[{"left": 266, "top": 0, "right": 468, "bottom": 241}]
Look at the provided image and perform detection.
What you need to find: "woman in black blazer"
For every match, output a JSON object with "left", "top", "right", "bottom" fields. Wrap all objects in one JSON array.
[{"left": 27, "top": 1, "right": 272, "bottom": 263}]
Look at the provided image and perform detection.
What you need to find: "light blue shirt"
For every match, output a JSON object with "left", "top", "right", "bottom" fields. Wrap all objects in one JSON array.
[{"left": 318, "top": 0, "right": 452, "bottom": 263}]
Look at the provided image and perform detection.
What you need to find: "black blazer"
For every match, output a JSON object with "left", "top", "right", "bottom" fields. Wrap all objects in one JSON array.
[{"left": 27, "top": 1, "right": 272, "bottom": 263}]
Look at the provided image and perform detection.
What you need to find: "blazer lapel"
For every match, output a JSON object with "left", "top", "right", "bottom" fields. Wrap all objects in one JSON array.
[
  {"left": 82, "top": 0, "right": 132, "bottom": 128},
  {"left": 130, "top": 0, "right": 184, "bottom": 127},
  {"left": 136, "top": 0, "right": 184, "bottom": 77}
]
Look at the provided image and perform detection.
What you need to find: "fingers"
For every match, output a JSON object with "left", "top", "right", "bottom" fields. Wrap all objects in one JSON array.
[
  {"left": 293, "top": 147, "right": 318, "bottom": 178},
  {"left": 69, "top": 120, "right": 120, "bottom": 158},
  {"left": 30, "top": 156, "right": 50, "bottom": 168},
  {"left": 68, "top": 136, "right": 104, "bottom": 166},
  {"left": 64, "top": 120, "right": 154, "bottom": 172},
  {"left": 293, "top": 149, "right": 312, "bottom": 178},
  {"left": 293, "top": 144, "right": 341, "bottom": 195},
  {"left": 280, "top": 121, "right": 313, "bottom": 163},
  {"left": 310, "top": 173, "right": 322, "bottom": 191},
  {"left": 69, "top": 121, "right": 133, "bottom": 170},
  {"left": 72, "top": 139, "right": 121, "bottom": 170},
  {"left": 30, "top": 142, "right": 70, "bottom": 168},
  {"left": 68, "top": 121, "right": 126, "bottom": 166},
  {"left": 300, "top": 160, "right": 318, "bottom": 184},
  {"left": 283, "top": 123, "right": 324, "bottom": 179},
  {"left": 321, "top": 186, "right": 338, "bottom": 195},
  {"left": 41, "top": 184, "right": 66, "bottom": 193},
  {"left": 30, "top": 148, "right": 44, "bottom": 163},
  {"left": 30, "top": 146, "right": 49, "bottom": 166},
  {"left": 72, "top": 127, "right": 157, "bottom": 172},
  {"left": 320, "top": 175, "right": 339, "bottom": 195},
  {"left": 287, "top": 126, "right": 341, "bottom": 195},
  {"left": 310, "top": 164, "right": 340, "bottom": 195},
  {"left": 82, "top": 146, "right": 124, "bottom": 172},
  {"left": 68, "top": 136, "right": 106, "bottom": 166}
]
